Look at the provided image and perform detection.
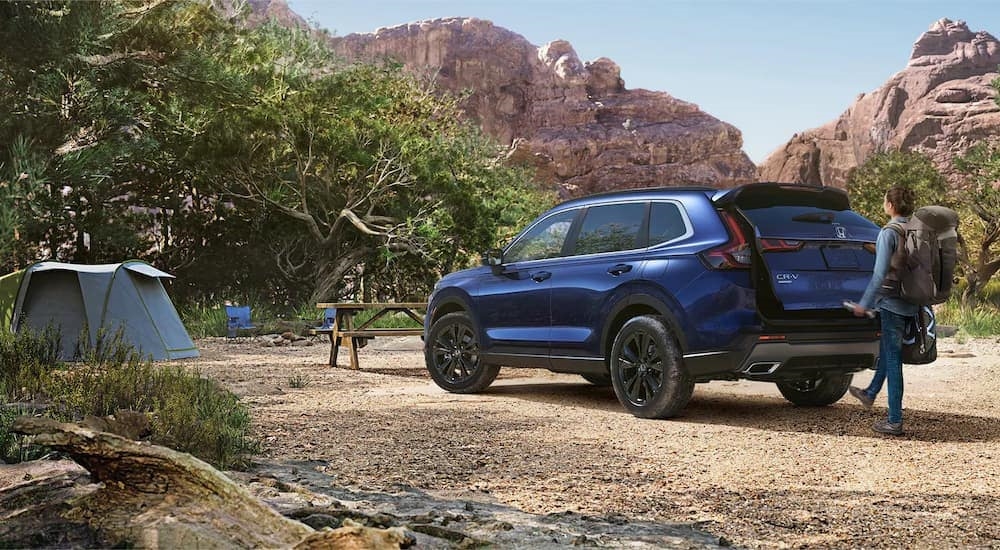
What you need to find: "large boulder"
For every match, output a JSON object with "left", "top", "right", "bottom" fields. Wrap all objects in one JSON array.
[
  {"left": 759, "top": 19, "right": 1000, "bottom": 188},
  {"left": 327, "top": 18, "right": 757, "bottom": 196}
]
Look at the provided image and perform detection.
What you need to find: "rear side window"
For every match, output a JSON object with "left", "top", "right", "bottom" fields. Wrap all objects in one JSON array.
[
  {"left": 505, "top": 209, "right": 577, "bottom": 262},
  {"left": 741, "top": 206, "right": 876, "bottom": 237},
  {"left": 648, "top": 202, "right": 689, "bottom": 246},
  {"left": 572, "top": 202, "right": 647, "bottom": 255}
]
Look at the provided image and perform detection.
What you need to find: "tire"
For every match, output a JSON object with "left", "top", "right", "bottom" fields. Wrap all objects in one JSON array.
[
  {"left": 425, "top": 312, "right": 499, "bottom": 393},
  {"left": 609, "top": 315, "right": 694, "bottom": 419},
  {"left": 776, "top": 373, "right": 852, "bottom": 406},
  {"left": 580, "top": 372, "right": 612, "bottom": 386}
]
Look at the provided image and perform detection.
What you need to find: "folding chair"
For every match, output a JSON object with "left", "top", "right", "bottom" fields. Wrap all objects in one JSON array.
[
  {"left": 225, "top": 305, "right": 258, "bottom": 341},
  {"left": 309, "top": 307, "right": 337, "bottom": 341}
]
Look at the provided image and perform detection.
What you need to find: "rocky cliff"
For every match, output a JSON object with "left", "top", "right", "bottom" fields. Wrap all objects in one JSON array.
[
  {"left": 760, "top": 19, "right": 1000, "bottom": 188},
  {"left": 326, "top": 18, "right": 757, "bottom": 197}
]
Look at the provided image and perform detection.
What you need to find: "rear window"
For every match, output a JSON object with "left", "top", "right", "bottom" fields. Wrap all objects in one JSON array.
[
  {"left": 742, "top": 206, "right": 877, "bottom": 238},
  {"left": 573, "top": 202, "right": 646, "bottom": 255}
]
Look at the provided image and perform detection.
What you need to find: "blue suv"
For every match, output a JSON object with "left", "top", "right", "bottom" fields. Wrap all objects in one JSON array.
[{"left": 423, "top": 183, "right": 882, "bottom": 418}]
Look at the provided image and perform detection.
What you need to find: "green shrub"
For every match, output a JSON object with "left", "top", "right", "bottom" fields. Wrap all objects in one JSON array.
[
  {"left": 0, "top": 328, "right": 259, "bottom": 469},
  {"left": 179, "top": 297, "right": 302, "bottom": 338},
  {"left": 936, "top": 302, "right": 1000, "bottom": 337},
  {"left": 177, "top": 302, "right": 231, "bottom": 339},
  {"left": 351, "top": 308, "right": 423, "bottom": 329}
]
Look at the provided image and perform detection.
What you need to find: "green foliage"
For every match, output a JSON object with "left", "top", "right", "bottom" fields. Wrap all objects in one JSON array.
[
  {"left": 178, "top": 298, "right": 304, "bottom": 338},
  {"left": 0, "top": 327, "right": 258, "bottom": 469},
  {"left": 845, "top": 150, "right": 949, "bottom": 223},
  {"left": 176, "top": 302, "right": 231, "bottom": 339},
  {"left": 935, "top": 279, "right": 1000, "bottom": 336},
  {"left": 0, "top": 0, "right": 552, "bottom": 308},
  {"left": 351, "top": 308, "right": 423, "bottom": 329},
  {"left": 953, "top": 141, "right": 1000, "bottom": 302}
]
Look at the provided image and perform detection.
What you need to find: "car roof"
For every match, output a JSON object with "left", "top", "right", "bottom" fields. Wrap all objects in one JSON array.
[
  {"left": 551, "top": 186, "right": 718, "bottom": 211},
  {"left": 549, "top": 182, "right": 849, "bottom": 213}
]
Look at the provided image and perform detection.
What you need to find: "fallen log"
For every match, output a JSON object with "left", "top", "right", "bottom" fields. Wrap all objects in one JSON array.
[{"left": 10, "top": 416, "right": 313, "bottom": 548}]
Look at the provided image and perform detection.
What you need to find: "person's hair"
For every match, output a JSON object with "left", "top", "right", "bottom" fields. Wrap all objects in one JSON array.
[{"left": 885, "top": 186, "right": 916, "bottom": 216}]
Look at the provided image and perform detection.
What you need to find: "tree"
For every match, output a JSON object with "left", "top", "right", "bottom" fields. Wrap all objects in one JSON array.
[
  {"left": 223, "top": 25, "right": 550, "bottom": 303},
  {"left": 0, "top": 1, "right": 551, "bottom": 306},
  {"left": 845, "top": 150, "right": 948, "bottom": 224},
  {"left": 953, "top": 141, "right": 1000, "bottom": 302}
]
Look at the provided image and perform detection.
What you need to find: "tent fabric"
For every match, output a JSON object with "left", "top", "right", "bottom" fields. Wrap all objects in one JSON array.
[{"left": 0, "top": 260, "right": 198, "bottom": 361}]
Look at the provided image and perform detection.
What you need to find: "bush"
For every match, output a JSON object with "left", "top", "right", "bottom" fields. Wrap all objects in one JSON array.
[
  {"left": 0, "top": 328, "right": 259, "bottom": 469},
  {"left": 936, "top": 280, "right": 1000, "bottom": 337}
]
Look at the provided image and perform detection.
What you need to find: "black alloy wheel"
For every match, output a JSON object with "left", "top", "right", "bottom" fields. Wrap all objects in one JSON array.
[
  {"left": 425, "top": 312, "right": 500, "bottom": 393},
  {"left": 776, "top": 373, "right": 852, "bottom": 406},
  {"left": 610, "top": 315, "right": 693, "bottom": 419}
]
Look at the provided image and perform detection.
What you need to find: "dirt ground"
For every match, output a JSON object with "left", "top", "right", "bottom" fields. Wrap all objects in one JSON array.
[{"left": 177, "top": 335, "right": 1000, "bottom": 549}]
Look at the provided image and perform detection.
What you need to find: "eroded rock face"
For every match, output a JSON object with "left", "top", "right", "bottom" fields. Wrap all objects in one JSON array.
[
  {"left": 327, "top": 18, "right": 757, "bottom": 196},
  {"left": 760, "top": 19, "right": 1000, "bottom": 188}
]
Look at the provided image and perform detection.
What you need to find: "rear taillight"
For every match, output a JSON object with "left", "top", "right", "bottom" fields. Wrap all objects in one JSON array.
[
  {"left": 760, "top": 238, "right": 804, "bottom": 252},
  {"left": 701, "top": 211, "right": 751, "bottom": 269}
]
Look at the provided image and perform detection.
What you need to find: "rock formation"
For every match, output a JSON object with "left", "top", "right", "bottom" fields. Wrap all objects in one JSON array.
[
  {"left": 326, "top": 18, "right": 757, "bottom": 196},
  {"left": 760, "top": 19, "right": 1000, "bottom": 188}
]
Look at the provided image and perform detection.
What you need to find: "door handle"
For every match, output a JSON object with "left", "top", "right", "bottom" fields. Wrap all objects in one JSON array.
[
  {"left": 607, "top": 264, "right": 633, "bottom": 276},
  {"left": 531, "top": 271, "right": 552, "bottom": 282}
]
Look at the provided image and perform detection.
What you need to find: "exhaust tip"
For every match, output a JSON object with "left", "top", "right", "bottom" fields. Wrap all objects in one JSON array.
[{"left": 743, "top": 361, "right": 781, "bottom": 375}]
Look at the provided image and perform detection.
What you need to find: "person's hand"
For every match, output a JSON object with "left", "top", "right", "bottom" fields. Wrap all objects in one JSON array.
[{"left": 850, "top": 303, "right": 868, "bottom": 317}]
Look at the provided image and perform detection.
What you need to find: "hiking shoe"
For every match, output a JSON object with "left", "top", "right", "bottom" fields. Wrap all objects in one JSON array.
[
  {"left": 849, "top": 386, "right": 874, "bottom": 409},
  {"left": 872, "top": 419, "right": 904, "bottom": 436}
]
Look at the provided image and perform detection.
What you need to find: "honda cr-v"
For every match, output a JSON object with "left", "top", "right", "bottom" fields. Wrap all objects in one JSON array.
[{"left": 423, "top": 183, "right": 881, "bottom": 418}]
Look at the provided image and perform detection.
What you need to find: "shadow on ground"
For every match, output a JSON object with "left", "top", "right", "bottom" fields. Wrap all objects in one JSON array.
[{"left": 480, "top": 381, "right": 1000, "bottom": 442}]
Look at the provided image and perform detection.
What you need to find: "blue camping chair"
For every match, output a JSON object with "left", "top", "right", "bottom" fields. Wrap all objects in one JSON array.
[
  {"left": 309, "top": 307, "right": 337, "bottom": 340},
  {"left": 317, "top": 307, "right": 336, "bottom": 330},
  {"left": 225, "top": 305, "right": 258, "bottom": 340}
]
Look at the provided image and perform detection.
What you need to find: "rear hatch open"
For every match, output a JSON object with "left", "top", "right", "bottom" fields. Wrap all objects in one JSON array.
[{"left": 714, "top": 183, "right": 880, "bottom": 322}]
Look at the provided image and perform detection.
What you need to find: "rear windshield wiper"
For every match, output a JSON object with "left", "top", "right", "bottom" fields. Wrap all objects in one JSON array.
[{"left": 791, "top": 212, "right": 834, "bottom": 223}]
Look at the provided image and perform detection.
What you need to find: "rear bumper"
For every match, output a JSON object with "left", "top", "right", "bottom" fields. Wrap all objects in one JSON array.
[{"left": 685, "top": 331, "right": 879, "bottom": 382}]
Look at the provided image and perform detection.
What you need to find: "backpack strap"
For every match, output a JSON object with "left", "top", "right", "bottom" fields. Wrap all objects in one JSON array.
[{"left": 883, "top": 222, "right": 907, "bottom": 286}]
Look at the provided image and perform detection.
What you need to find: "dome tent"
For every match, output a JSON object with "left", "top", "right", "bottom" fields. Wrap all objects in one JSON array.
[{"left": 0, "top": 260, "right": 199, "bottom": 361}]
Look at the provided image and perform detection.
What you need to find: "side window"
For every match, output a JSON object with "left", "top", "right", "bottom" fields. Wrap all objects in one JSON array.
[
  {"left": 572, "top": 202, "right": 646, "bottom": 256},
  {"left": 648, "top": 202, "right": 688, "bottom": 246},
  {"left": 505, "top": 210, "right": 577, "bottom": 263}
]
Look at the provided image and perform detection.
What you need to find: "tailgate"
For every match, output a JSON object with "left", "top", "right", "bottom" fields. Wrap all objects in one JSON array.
[{"left": 716, "top": 184, "right": 880, "bottom": 312}]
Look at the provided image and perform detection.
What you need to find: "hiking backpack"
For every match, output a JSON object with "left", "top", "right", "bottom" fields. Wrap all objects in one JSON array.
[{"left": 881, "top": 205, "right": 960, "bottom": 306}]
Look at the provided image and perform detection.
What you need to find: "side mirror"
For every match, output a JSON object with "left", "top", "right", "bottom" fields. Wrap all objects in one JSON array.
[{"left": 481, "top": 248, "right": 504, "bottom": 274}]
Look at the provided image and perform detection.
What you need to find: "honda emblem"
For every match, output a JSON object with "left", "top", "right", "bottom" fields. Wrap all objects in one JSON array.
[{"left": 835, "top": 226, "right": 847, "bottom": 239}]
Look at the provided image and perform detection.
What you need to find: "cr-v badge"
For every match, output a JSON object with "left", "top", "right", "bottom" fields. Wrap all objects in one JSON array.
[{"left": 776, "top": 273, "right": 798, "bottom": 284}]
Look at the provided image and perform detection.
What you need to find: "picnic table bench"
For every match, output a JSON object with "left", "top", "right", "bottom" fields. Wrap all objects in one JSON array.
[{"left": 314, "top": 302, "right": 426, "bottom": 370}]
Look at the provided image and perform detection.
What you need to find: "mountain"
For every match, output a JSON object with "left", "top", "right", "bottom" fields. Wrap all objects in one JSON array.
[
  {"left": 760, "top": 19, "right": 1000, "bottom": 187},
  {"left": 319, "top": 17, "right": 758, "bottom": 197}
]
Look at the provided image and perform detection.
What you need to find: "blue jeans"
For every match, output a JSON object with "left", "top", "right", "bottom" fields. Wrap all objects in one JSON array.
[{"left": 865, "top": 309, "right": 907, "bottom": 424}]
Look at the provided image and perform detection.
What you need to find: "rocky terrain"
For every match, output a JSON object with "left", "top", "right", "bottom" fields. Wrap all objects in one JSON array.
[
  {"left": 324, "top": 18, "right": 757, "bottom": 196},
  {"left": 4, "top": 335, "right": 999, "bottom": 548},
  {"left": 760, "top": 19, "right": 1000, "bottom": 187}
]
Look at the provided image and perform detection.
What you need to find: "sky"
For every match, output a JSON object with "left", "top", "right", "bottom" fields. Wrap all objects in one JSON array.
[{"left": 286, "top": 0, "right": 999, "bottom": 164}]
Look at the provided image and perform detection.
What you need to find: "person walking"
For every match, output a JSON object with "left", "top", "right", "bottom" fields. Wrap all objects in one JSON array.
[{"left": 847, "top": 186, "right": 919, "bottom": 435}]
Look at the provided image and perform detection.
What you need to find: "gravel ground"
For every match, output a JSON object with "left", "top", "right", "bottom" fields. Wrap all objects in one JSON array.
[{"left": 178, "top": 335, "right": 1000, "bottom": 549}]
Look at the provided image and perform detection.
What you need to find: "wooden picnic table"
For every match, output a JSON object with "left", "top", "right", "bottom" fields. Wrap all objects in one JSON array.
[{"left": 314, "top": 302, "right": 426, "bottom": 370}]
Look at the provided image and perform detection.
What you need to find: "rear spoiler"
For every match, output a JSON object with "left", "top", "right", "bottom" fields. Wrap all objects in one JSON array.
[{"left": 712, "top": 183, "right": 850, "bottom": 211}]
